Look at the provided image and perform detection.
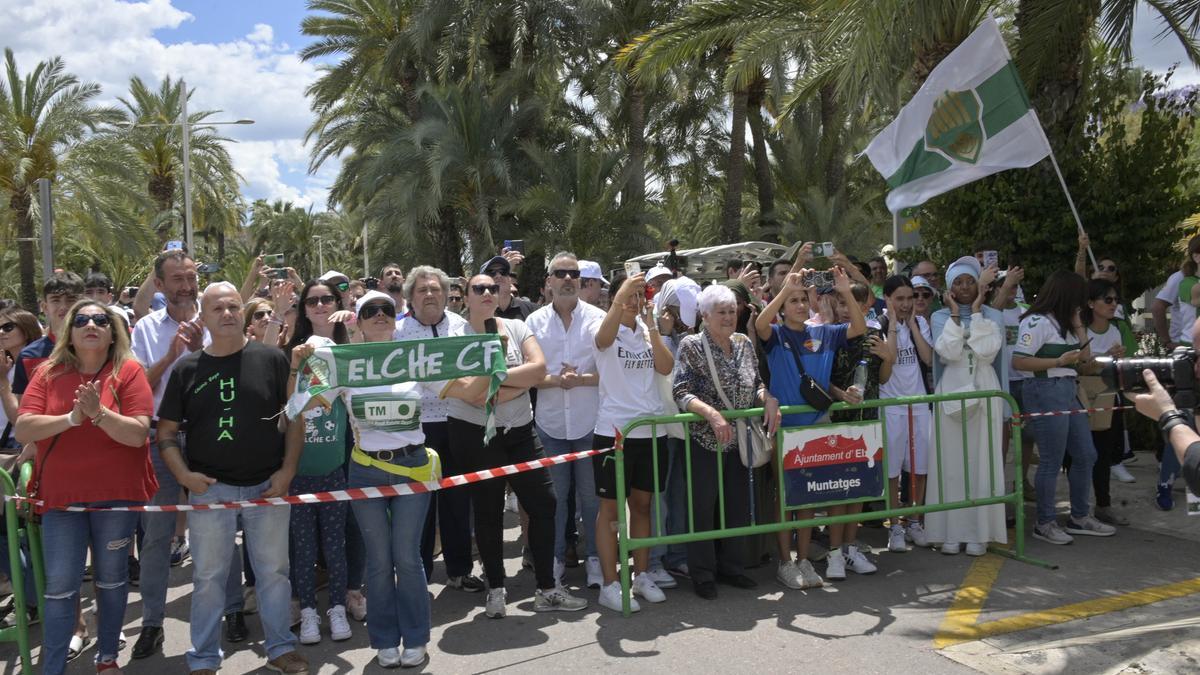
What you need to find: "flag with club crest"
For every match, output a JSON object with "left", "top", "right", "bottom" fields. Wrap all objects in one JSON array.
[{"left": 864, "top": 16, "right": 1050, "bottom": 213}]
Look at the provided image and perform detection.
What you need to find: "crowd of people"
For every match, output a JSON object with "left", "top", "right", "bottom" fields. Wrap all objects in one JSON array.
[{"left": 0, "top": 232, "right": 1190, "bottom": 674}]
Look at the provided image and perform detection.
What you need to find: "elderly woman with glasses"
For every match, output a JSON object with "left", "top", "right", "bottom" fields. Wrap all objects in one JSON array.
[
  {"left": 445, "top": 274, "right": 587, "bottom": 619},
  {"left": 14, "top": 300, "right": 156, "bottom": 675}
]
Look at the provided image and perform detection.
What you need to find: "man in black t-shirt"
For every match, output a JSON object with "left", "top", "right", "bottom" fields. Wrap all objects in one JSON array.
[{"left": 157, "top": 282, "right": 309, "bottom": 675}]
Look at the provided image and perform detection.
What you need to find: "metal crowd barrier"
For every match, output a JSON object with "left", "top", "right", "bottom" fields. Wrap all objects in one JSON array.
[
  {"left": 1, "top": 461, "right": 44, "bottom": 673},
  {"left": 613, "top": 391, "right": 1050, "bottom": 616}
]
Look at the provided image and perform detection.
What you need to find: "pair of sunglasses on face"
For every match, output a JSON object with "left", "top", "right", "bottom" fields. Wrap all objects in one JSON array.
[
  {"left": 73, "top": 313, "right": 111, "bottom": 328},
  {"left": 253, "top": 310, "right": 274, "bottom": 321},
  {"left": 359, "top": 303, "right": 397, "bottom": 319},
  {"left": 915, "top": 290, "right": 934, "bottom": 299},
  {"left": 303, "top": 295, "right": 338, "bottom": 308},
  {"left": 470, "top": 284, "right": 500, "bottom": 296},
  {"left": 549, "top": 269, "right": 580, "bottom": 279}
]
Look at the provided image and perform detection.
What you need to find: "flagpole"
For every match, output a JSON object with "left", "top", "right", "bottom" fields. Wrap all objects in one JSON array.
[{"left": 1042, "top": 134, "right": 1099, "bottom": 271}]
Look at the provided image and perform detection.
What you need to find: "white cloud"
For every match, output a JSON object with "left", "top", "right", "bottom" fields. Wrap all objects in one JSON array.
[
  {"left": 0, "top": 0, "right": 339, "bottom": 208},
  {"left": 1131, "top": 9, "right": 1200, "bottom": 86}
]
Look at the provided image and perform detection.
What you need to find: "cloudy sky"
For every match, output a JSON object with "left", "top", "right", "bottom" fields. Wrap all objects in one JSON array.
[{"left": 0, "top": 0, "right": 1194, "bottom": 211}]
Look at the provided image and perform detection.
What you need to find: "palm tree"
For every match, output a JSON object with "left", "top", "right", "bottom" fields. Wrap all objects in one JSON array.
[
  {"left": 0, "top": 49, "right": 134, "bottom": 309},
  {"left": 118, "top": 75, "right": 243, "bottom": 249}
]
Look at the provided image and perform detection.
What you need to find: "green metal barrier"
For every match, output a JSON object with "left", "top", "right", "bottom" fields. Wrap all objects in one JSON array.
[
  {"left": 614, "top": 390, "right": 1050, "bottom": 617},
  {"left": 1, "top": 461, "right": 45, "bottom": 673}
]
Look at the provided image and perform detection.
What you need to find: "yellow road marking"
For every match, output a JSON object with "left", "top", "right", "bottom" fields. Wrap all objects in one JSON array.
[
  {"left": 933, "top": 554, "right": 1005, "bottom": 649},
  {"left": 935, "top": 554, "right": 1200, "bottom": 649}
]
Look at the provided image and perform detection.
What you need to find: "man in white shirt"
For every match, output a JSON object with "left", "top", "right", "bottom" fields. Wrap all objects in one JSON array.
[
  {"left": 1152, "top": 238, "right": 1200, "bottom": 350},
  {"left": 394, "top": 265, "right": 484, "bottom": 592},
  {"left": 577, "top": 260, "right": 606, "bottom": 307},
  {"left": 526, "top": 252, "right": 606, "bottom": 587},
  {"left": 129, "top": 250, "right": 246, "bottom": 659}
]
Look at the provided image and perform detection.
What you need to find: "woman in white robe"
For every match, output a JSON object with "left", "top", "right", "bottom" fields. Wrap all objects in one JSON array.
[{"left": 925, "top": 257, "right": 1008, "bottom": 555}]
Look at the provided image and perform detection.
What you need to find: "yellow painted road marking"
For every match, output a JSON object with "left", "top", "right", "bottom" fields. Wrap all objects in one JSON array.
[
  {"left": 934, "top": 554, "right": 1005, "bottom": 649},
  {"left": 935, "top": 554, "right": 1200, "bottom": 649}
]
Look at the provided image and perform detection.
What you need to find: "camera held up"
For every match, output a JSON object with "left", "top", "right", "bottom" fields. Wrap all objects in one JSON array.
[{"left": 1096, "top": 346, "right": 1197, "bottom": 410}]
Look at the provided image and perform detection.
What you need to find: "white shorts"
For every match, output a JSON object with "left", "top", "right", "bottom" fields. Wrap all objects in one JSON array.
[{"left": 885, "top": 405, "right": 931, "bottom": 478}]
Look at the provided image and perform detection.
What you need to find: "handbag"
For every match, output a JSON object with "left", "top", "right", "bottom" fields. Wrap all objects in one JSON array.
[
  {"left": 783, "top": 330, "right": 835, "bottom": 411},
  {"left": 701, "top": 337, "right": 772, "bottom": 468}
]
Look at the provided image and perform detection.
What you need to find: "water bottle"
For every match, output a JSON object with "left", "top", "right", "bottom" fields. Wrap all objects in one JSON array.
[{"left": 853, "top": 359, "right": 869, "bottom": 393}]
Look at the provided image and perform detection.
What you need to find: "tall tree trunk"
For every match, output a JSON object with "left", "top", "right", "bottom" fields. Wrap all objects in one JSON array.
[
  {"left": 217, "top": 229, "right": 226, "bottom": 263},
  {"left": 1015, "top": 0, "right": 1100, "bottom": 150},
  {"left": 818, "top": 83, "right": 844, "bottom": 199},
  {"left": 746, "top": 77, "right": 776, "bottom": 242},
  {"left": 720, "top": 87, "right": 748, "bottom": 244},
  {"left": 148, "top": 173, "right": 175, "bottom": 244},
  {"left": 434, "top": 207, "right": 463, "bottom": 276},
  {"left": 11, "top": 190, "right": 36, "bottom": 311},
  {"left": 625, "top": 80, "right": 647, "bottom": 213}
]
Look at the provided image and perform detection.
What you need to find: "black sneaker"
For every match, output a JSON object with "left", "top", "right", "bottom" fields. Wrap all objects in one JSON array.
[
  {"left": 716, "top": 573, "right": 758, "bottom": 589},
  {"left": 224, "top": 611, "right": 248, "bottom": 643},
  {"left": 131, "top": 626, "right": 163, "bottom": 659},
  {"left": 445, "top": 574, "right": 485, "bottom": 592},
  {"left": 128, "top": 556, "right": 141, "bottom": 587}
]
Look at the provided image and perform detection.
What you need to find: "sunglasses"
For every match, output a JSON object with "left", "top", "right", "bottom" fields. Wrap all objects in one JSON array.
[
  {"left": 484, "top": 268, "right": 509, "bottom": 278},
  {"left": 1098, "top": 264, "right": 1118, "bottom": 273},
  {"left": 550, "top": 269, "right": 581, "bottom": 279},
  {"left": 253, "top": 310, "right": 274, "bottom": 320},
  {"left": 448, "top": 296, "right": 463, "bottom": 303},
  {"left": 915, "top": 291, "right": 934, "bottom": 299},
  {"left": 471, "top": 284, "right": 501, "bottom": 296},
  {"left": 359, "top": 303, "right": 396, "bottom": 319},
  {"left": 0, "top": 322, "right": 16, "bottom": 333},
  {"left": 303, "top": 294, "right": 338, "bottom": 308},
  {"left": 72, "top": 313, "right": 111, "bottom": 328},
  {"left": 1099, "top": 296, "right": 1118, "bottom": 305},
  {"left": 335, "top": 281, "right": 350, "bottom": 292}
]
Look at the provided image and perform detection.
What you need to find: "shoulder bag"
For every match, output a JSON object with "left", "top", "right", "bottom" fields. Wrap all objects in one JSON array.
[
  {"left": 782, "top": 329, "right": 834, "bottom": 411},
  {"left": 702, "top": 337, "right": 772, "bottom": 468}
]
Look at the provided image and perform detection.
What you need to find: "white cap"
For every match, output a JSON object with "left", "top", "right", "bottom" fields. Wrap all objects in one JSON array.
[
  {"left": 578, "top": 260, "right": 605, "bottom": 281},
  {"left": 318, "top": 270, "right": 350, "bottom": 285},
  {"left": 356, "top": 290, "right": 395, "bottom": 315},
  {"left": 911, "top": 275, "right": 933, "bottom": 290},
  {"left": 646, "top": 264, "right": 673, "bottom": 282},
  {"left": 657, "top": 276, "right": 701, "bottom": 329}
]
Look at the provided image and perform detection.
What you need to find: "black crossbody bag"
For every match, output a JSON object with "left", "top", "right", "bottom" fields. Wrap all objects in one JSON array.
[{"left": 783, "top": 331, "right": 835, "bottom": 411}]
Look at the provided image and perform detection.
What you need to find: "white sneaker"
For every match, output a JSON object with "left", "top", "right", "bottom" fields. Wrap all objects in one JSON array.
[
  {"left": 1033, "top": 521, "right": 1074, "bottom": 545},
  {"left": 400, "top": 645, "right": 427, "bottom": 668},
  {"left": 378, "top": 647, "right": 401, "bottom": 668},
  {"left": 585, "top": 556, "right": 603, "bottom": 589},
  {"left": 1110, "top": 463, "right": 1136, "bottom": 483},
  {"left": 298, "top": 607, "right": 321, "bottom": 644},
  {"left": 941, "top": 542, "right": 961, "bottom": 555},
  {"left": 598, "top": 581, "right": 640, "bottom": 613},
  {"left": 905, "top": 521, "right": 930, "bottom": 547},
  {"left": 796, "top": 559, "right": 824, "bottom": 589},
  {"left": 645, "top": 566, "right": 677, "bottom": 589},
  {"left": 1065, "top": 515, "right": 1117, "bottom": 537},
  {"left": 553, "top": 558, "right": 566, "bottom": 585},
  {"left": 327, "top": 605, "right": 352, "bottom": 641},
  {"left": 965, "top": 543, "right": 987, "bottom": 556},
  {"left": 484, "top": 587, "right": 507, "bottom": 618},
  {"left": 776, "top": 561, "right": 802, "bottom": 589},
  {"left": 346, "top": 589, "right": 367, "bottom": 622},
  {"left": 845, "top": 545, "right": 877, "bottom": 574},
  {"left": 888, "top": 524, "right": 907, "bottom": 552},
  {"left": 633, "top": 574, "right": 666, "bottom": 603},
  {"left": 534, "top": 585, "right": 588, "bottom": 612},
  {"left": 825, "top": 549, "right": 846, "bottom": 580}
]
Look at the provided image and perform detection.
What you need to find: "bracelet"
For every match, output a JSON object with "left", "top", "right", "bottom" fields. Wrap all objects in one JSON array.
[
  {"left": 1159, "top": 409, "right": 1191, "bottom": 441},
  {"left": 91, "top": 407, "right": 109, "bottom": 426}
]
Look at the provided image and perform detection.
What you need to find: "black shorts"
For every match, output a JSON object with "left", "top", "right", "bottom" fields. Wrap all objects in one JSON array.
[{"left": 593, "top": 434, "right": 669, "bottom": 499}]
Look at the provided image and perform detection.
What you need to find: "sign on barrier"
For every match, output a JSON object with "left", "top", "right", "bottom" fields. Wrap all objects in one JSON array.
[{"left": 780, "top": 420, "right": 886, "bottom": 509}]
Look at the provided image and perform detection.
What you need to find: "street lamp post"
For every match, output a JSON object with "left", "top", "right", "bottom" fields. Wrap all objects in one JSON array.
[{"left": 132, "top": 79, "right": 254, "bottom": 254}]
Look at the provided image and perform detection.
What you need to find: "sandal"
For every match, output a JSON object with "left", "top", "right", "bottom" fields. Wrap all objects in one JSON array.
[{"left": 67, "top": 633, "right": 87, "bottom": 662}]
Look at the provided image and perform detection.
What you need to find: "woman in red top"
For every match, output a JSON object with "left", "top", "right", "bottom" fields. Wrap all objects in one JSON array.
[{"left": 15, "top": 299, "right": 156, "bottom": 675}]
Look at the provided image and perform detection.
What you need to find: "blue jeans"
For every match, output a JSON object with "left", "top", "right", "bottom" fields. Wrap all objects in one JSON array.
[
  {"left": 1024, "top": 377, "right": 1097, "bottom": 524},
  {"left": 186, "top": 481, "right": 296, "bottom": 671},
  {"left": 41, "top": 502, "right": 139, "bottom": 675},
  {"left": 348, "top": 453, "right": 432, "bottom": 649},
  {"left": 535, "top": 427, "right": 599, "bottom": 564},
  {"left": 140, "top": 440, "right": 242, "bottom": 628},
  {"left": 658, "top": 437, "right": 689, "bottom": 569}
]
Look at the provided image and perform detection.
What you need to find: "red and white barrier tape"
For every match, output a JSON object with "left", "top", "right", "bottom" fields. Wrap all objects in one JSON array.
[
  {"left": 5, "top": 446, "right": 613, "bottom": 512},
  {"left": 1016, "top": 404, "right": 1136, "bottom": 420}
]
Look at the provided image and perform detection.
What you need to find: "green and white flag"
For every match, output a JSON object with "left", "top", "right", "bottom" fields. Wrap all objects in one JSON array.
[
  {"left": 287, "top": 335, "right": 509, "bottom": 440},
  {"left": 865, "top": 16, "right": 1050, "bottom": 213}
]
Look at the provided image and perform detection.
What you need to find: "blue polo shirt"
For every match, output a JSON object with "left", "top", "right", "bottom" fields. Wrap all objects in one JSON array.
[
  {"left": 761, "top": 323, "right": 848, "bottom": 427},
  {"left": 12, "top": 335, "right": 55, "bottom": 396}
]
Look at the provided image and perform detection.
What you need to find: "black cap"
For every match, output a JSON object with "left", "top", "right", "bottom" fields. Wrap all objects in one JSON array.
[{"left": 479, "top": 255, "right": 511, "bottom": 275}]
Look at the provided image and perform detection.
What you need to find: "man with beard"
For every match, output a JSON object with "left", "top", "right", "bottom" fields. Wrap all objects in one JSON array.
[
  {"left": 578, "top": 261, "right": 606, "bottom": 307},
  {"left": 380, "top": 263, "right": 408, "bottom": 318},
  {"left": 394, "top": 266, "right": 484, "bottom": 593}
]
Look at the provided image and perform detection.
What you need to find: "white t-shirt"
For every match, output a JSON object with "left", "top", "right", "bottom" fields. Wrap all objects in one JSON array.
[
  {"left": 1156, "top": 271, "right": 1189, "bottom": 344},
  {"left": 1002, "top": 306, "right": 1026, "bottom": 381},
  {"left": 526, "top": 301, "right": 606, "bottom": 440},
  {"left": 591, "top": 317, "right": 665, "bottom": 439},
  {"left": 394, "top": 311, "right": 468, "bottom": 424},
  {"left": 130, "top": 305, "right": 209, "bottom": 418},
  {"left": 1013, "top": 313, "right": 1079, "bottom": 378},
  {"left": 1087, "top": 323, "right": 1123, "bottom": 358},
  {"left": 880, "top": 314, "right": 931, "bottom": 399},
  {"left": 341, "top": 381, "right": 425, "bottom": 451},
  {"left": 447, "top": 318, "right": 535, "bottom": 430}
]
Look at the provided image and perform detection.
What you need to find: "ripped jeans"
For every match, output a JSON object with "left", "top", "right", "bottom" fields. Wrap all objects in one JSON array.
[{"left": 40, "top": 501, "right": 140, "bottom": 675}]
